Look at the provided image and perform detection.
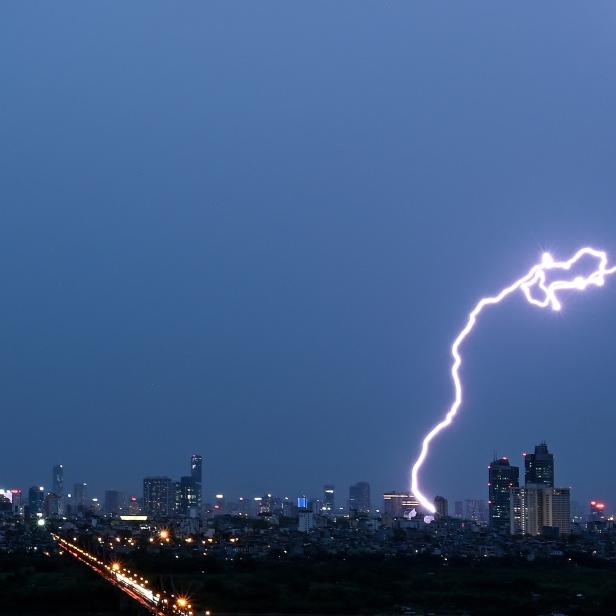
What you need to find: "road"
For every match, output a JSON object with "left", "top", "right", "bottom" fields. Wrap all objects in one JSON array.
[{"left": 52, "top": 534, "right": 205, "bottom": 616}]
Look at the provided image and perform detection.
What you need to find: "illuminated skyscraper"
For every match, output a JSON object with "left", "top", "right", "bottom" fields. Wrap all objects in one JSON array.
[
  {"left": 143, "top": 477, "right": 173, "bottom": 517},
  {"left": 52, "top": 464, "right": 64, "bottom": 496},
  {"left": 177, "top": 476, "right": 200, "bottom": 516},
  {"left": 190, "top": 454, "right": 203, "bottom": 510},
  {"left": 28, "top": 486, "right": 45, "bottom": 515},
  {"left": 488, "top": 457, "right": 519, "bottom": 532},
  {"left": 322, "top": 485, "right": 335, "bottom": 514},
  {"left": 510, "top": 485, "right": 571, "bottom": 536},
  {"left": 550, "top": 487, "right": 571, "bottom": 535},
  {"left": 191, "top": 454, "right": 203, "bottom": 483},
  {"left": 524, "top": 443, "right": 554, "bottom": 487}
]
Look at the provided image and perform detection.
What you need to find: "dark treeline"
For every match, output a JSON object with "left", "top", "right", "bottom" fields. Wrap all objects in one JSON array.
[
  {"left": 5, "top": 553, "right": 616, "bottom": 615},
  {"left": 0, "top": 554, "right": 119, "bottom": 614},
  {"left": 123, "top": 552, "right": 616, "bottom": 615}
]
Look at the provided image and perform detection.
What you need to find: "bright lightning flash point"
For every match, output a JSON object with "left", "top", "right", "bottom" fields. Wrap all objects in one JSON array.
[{"left": 411, "top": 247, "right": 616, "bottom": 514}]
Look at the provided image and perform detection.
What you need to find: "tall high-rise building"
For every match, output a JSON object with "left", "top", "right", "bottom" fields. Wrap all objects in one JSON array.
[
  {"left": 190, "top": 454, "right": 203, "bottom": 509},
  {"left": 322, "top": 485, "right": 335, "bottom": 513},
  {"left": 128, "top": 495, "right": 141, "bottom": 515},
  {"left": 510, "top": 484, "right": 543, "bottom": 535},
  {"left": 104, "top": 490, "right": 124, "bottom": 517},
  {"left": 44, "top": 492, "right": 63, "bottom": 518},
  {"left": 348, "top": 482, "right": 371, "bottom": 514},
  {"left": 52, "top": 464, "right": 64, "bottom": 496},
  {"left": 510, "top": 484, "right": 571, "bottom": 536},
  {"left": 143, "top": 477, "right": 173, "bottom": 517},
  {"left": 550, "top": 487, "right": 571, "bottom": 535},
  {"left": 488, "top": 457, "right": 519, "bottom": 532},
  {"left": 434, "top": 495, "right": 448, "bottom": 517},
  {"left": 28, "top": 486, "right": 45, "bottom": 515},
  {"left": 73, "top": 482, "right": 88, "bottom": 511},
  {"left": 524, "top": 443, "right": 554, "bottom": 487},
  {"left": 177, "top": 476, "right": 200, "bottom": 516},
  {"left": 191, "top": 454, "right": 203, "bottom": 483}
]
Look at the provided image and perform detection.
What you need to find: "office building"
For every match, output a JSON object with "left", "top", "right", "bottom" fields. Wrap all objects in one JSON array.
[
  {"left": 73, "top": 482, "right": 88, "bottom": 511},
  {"left": 143, "top": 477, "right": 173, "bottom": 517},
  {"left": 488, "top": 457, "right": 519, "bottom": 532},
  {"left": 9, "top": 488, "right": 22, "bottom": 515},
  {"left": 128, "top": 495, "right": 141, "bottom": 515},
  {"left": 551, "top": 487, "right": 571, "bottom": 535},
  {"left": 510, "top": 484, "right": 543, "bottom": 535},
  {"left": 104, "top": 490, "right": 124, "bottom": 517},
  {"left": 524, "top": 442, "right": 554, "bottom": 487},
  {"left": 298, "top": 510, "right": 316, "bottom": 532},
  {"left": 28, "top": 486, "right": 45, "bottom": 515},
  {"left": 52, "top": 464, "right": 64, "bottom": 496},
  {"left": 434, "top": 495, "right": 448, "bottom": 517},
  {"left": 44, "top": 492, "right": 63, "bottom": 518},
  {"left": 323, "top": 485, "right": 335, "bottom": 514},
  {"left": 191, "top": 454, "right": 203, "bottom": 483},
  {"left": 383, "top": 491, "right": 421, "bottom": 518},
  {"left": 348, "top": 481, "right": 371, "bottom": 515},
  {"left": 190, "top": 454, "right": 203, "bottom": 509},
  {"left": 177, "top": 476, "right": 200, "bottom": 516},
  {"left": 510, "top": 484, "right": 571, "bottom": 536}
]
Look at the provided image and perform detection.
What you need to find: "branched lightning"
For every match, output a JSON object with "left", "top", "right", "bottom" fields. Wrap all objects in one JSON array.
[{"left": 411, "top": 247, "right": 616, "bottom": 514}]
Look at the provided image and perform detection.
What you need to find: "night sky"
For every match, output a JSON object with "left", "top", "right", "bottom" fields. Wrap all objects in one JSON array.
[{"left": 2, "top": 2, "right": 616, "bottom": 508}]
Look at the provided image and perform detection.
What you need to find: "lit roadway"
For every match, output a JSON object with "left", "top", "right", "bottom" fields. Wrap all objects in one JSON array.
[{"left": 52, "top": 534, "right": 206, "bottom": 616}]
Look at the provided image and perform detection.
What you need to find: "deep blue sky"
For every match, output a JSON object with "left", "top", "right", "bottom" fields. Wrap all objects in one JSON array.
[{"left": 1, "top": 2, "right": 616, "bottom": 508}]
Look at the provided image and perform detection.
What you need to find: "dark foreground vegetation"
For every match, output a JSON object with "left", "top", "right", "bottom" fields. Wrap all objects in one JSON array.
[
  {"left": 0, "top": 553, "right": 120, "bottom": 615},
  {"left": 125, "top": 552, "right": 616, "bottom": 615},
  {"left": 5, "top": 552, "right": 616, "bottom": 615}
]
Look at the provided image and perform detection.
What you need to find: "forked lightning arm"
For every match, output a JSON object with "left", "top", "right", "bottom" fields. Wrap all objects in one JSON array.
[{"left": 411, "top": 247, "right": 616, "bottom": 514}]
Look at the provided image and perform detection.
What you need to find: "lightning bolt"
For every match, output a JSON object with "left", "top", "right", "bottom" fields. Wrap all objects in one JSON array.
[{"left": 411, "top": 247, "right": 616, "bottom": 514}]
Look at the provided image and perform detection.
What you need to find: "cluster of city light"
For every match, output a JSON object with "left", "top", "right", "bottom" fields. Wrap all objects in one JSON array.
[
  {"left": 52, "top": 534, "right": 202, "bottom": 616},
  {"left": 411, "top": 247, "right": 616, "bottom": 514}
]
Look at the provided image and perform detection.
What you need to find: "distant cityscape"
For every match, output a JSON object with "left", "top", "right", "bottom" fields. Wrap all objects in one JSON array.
[{"left": 1, "top": 442, "right": 611, "bottom": 536}]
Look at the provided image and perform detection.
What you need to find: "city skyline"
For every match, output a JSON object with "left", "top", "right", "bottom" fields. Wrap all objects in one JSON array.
[{"left": 5, "top": 440, "right": 609, "bottom": 514}]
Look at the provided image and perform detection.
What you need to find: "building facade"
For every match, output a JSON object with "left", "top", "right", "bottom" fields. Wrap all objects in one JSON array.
[
  {"left": 488, "top": 457, "right": 519, "bottom": 532},
  {"left": 348, "top": 481, "right": 371, "bottom": 514},
  {"left": 434, "top": 495, "right": 448, "bottom": 517},
  {"left": 52, "top": 464, "right": 64, "bottom": 496},
  {"left": 510, "top": 484, "right": 571, "bottom": 536},
  {"left": 104, "top": 490, "right": 124, "bottom": 516},
  {"left": 383, "top": 491, "right": 421, "bottom": 518},
  {"left": 322, "top": 485, "right": 335, "bottom": 514},
  {"left": 143, "top": 476, "right": 173, "bottom": 517},
  {"left": 524, "top": 443, "right": 554, "bottom": 487},
  {"left": 28, "top": 486, "right": 45, "bottom": 515}
]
